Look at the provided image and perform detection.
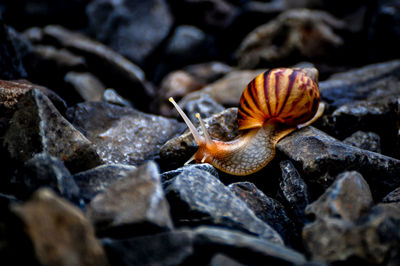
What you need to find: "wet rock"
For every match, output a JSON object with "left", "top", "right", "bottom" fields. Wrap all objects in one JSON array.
[
  {"left": 342, "top": 131, "right": 381, "bottom": 153},
  {"left": 66, "top": 101, "right": 185, "bottom": 165},
  {"left": 0, "top": 19, "right": 27, "bottom": 80},
  {"left": 73, "top": 164, "right": 136, "bottom": 203},
  {"left": 102, "top": 89, "right": 132, "bottom": 107},
  {"left": 9, "top": 188, "right": 108, "bottom": 266},
  {"left": 306, "top": 171, "right": 373, "bottom": 222},
  {"left": 382, "top": 187, "right": 400, "bottom": 204},
  {"left": 161, "top": 163, "right": 219, "bottom": 186},
  {"left": 236, "top": 9, "right": 344, "bottom": 68},
  {"left": 279, "top": 160, "right": 310, "bottom": 227},
  {"left": 179, "top": 94, "right": 225, "bottom": 126},
  {"left": 64, "top": 71, "right": 105, "bottom": 102},
  {"left": 102, "top": 229, "right": 194, "bottom": 266},
  {"left": 180, "top": 69, "right": 266, "bottom": 107},
  {"left": 87, "top": 161, "right": 173, "bottom": 237},
  {"left": 277, "top": 126, "right": 400, "bottom": 200},
  {"left": 86, "top": 0, "right": 173, "bottom": 66},
  {"left": 42, "top": 25, "right": 151, "bottom": 110},
  {"left": 3, "top": 89, "right": 102, "bottom": 173},
  {"left": 228, "top": 182, "right": 298, "bottom": 246},
  {"left": 164, "top": 166, "right": 283, "bottom": 244},
  {"left": 11, "top": 152, "right": 80, "bottom": 202}
]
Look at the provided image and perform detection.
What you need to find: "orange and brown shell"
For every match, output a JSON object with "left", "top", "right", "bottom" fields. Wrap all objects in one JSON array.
[{"left": 237, "top": 68, "right": 320, "bottom": 130}]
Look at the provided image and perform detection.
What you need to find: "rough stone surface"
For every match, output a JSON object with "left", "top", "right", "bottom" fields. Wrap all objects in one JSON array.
[
  {"left": 87, "top": 161, "right": 173, "bottom": 237},
  {"left": 164, "top": 166, "right": 283, "bottom": 244},
  {"left": 342, "top": 130, "right": 381, "bottom": 153},
  {"left": 66, "top": 101, "right": 185, "bottom": 166},
  {"left": 3, "top": 89, "right": 102, "bottom": 173},
  {"left": 10, "top": 189, "right": 108, "bottom": 266},
  {"left": 102, "top": 89, "right": 132, "bottom": 107},
  {"left": 382, "top": 187, "right": 400, "bottom": 204},
  {"left": 228, "top": 182, "right": 298, "bottom": 246},
  {"left": 73, "top": 164, "right": 136, "bottom": 203},
  {"left": 64, "top": 71, "right": 105, "bottom": 102},
  {"left": 184, "top": 61, "right": 232, "bottom": 84}
]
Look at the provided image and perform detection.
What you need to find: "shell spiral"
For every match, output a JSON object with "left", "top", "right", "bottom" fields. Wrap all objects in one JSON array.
[{"left": 237, "top": 68, "right": 320, "bottom": 130}]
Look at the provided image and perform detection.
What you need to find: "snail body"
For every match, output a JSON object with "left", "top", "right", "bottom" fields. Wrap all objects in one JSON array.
[{"left": 169, "top": 68, "right": 324, "bottom": 175}]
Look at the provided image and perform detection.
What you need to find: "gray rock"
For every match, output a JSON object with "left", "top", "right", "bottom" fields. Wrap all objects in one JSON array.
[
  {"left": 102, "top": 89, "right": 132, "bottom": 107},
  {"left": 228, "top": 182, "right": 298, "bottom": 246},
  {"left": 236, "top": 9, "right": 344, "bottom": 68},
  {"left": 64, "top": 72, "right": 105, "bottom": 102},
  {"left": 73, "top": 164, "right": 136, "bottom": 203},
  {"left": 66, "top": 101, "right": 185, "bottom": 166},
  {"left": 184, "top": 61, "right": 232, "bottom": 84},
  {"left": 86, "top": 0, "right": 173, "bottom": 66},
  {"left": 343, "top": 131, "right": 381, "bottom": 153},
  {"left": 3, "top": 89, "right": 102, "bottom": 173},
  {"left": 12, "top": 152, "right": 80, "bottom": 202},
  {"left": 164, "top": 166, "right": 283, "bottom": 244},
  {"left": 10, "top": 189, "right": 108, "bottom": 266},
  {"left": 382, "top": 187, "right": 400, "bottom": 204},
  {"left": 279, "top": 160, "right": 310, "bottom": 226},
  {"left": 161, "top": 163, "right": 219, "bottom": 186},
  {"left": 305, "top": 171, "right": 373, "bottom": 222},
  {"left": 87, "top": 161, "right": 173, "bottom": 237},
  {"left": 208, "top": 253, "right": 244, "bottom": 266},
  {"left": 277, "top": 126, "right": 400, "bottom": 199},
  {"left": 29, "top": 45, "right": 86, "bottom": 70}
]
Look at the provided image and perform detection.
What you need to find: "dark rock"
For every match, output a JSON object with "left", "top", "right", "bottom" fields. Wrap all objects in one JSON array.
[
  {"left": 42, "top": 25, "right": 152, "bottom": 110},
  {"left": 64, "top": 71, "right": 105, "bottom": 102},
  {"left": 87, "top": 161, "right": 173, "bottom": 237},
  {"left": 161, "top": 163, "right": 219, "bottom": 186},
  {"left": 208, "top": 253, "right": 244, "bottom": 266},
  {"left": 102, "top": 89, "right": 132, "bottom": 107},
  {"left": 73, "top": 163, "right": 136, "bottom": 203},
  {"left": 382, "top": 187, "right": 400, "bottom": 204},
  {"left": 343, "top": 131, "right": 381, "bottom": 153},
  {"left": 180, "top": 94, "right": 225, "bottom": 126},
  {"left": 193, "top": 226, "right": 306, "bottom": 265},
  {"left": 66, "top": 101, "right": 185, "bottom": 165},
  {"left": 9, "top": 188, "right": 108, "bottom": 266},
  {"left": 11, "top": 152, "right": 80, "bottom": 202},
  {"left": 0, "top": 19, "right": 27, "bottom": 79},
  {"left": 102, "top": 230, "right": 194, "bottom": 266},
  {"left": 184, "top": 61, "right": 232, "bottom": 84},
  {"left": 3, "top": 89, "right": 102, "bottom": 173},
  {"left": 236, "top": 9, "right": 344, "bottom": 68},
  {"left": 277, "top": 126, "right": 400, "bottom": 200},
  {"left": 86, "top": 0, "right": 173, "bottom": 66},
  {"left": 228, "top": 182, "right": 298, "bottom": 247},
  {"left": 305, "top": 171, "right": 373, "bottom": 222},
  {"left": 164, "top": 166, "right": 283, "bottom": 244},
  {"left": 279, "top": 160, "right": 310, "bottom": 227}
]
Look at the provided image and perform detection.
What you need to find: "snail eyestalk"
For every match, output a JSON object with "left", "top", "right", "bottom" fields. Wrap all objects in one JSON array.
[{"left": 169, "top": 97, "right": 203, "bottom": 145}]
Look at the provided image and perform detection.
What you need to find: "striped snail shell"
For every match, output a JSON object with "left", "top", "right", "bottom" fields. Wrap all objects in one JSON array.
[{"left": 169, "top": 67, "right": 324, "bottom": 176}]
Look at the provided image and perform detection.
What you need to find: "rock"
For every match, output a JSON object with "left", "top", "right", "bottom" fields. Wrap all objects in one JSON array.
[
  {"left": 306, "top": 171, "right": 373, "bottom": 222},
  {"left": 277, "top": 126, "right": 400, "bottom": 200},
  {"left": 236, "top": 9, "right": 344, "bottom": 68},
  {"left": 66, "top": 101, "right": 185, "bottom": 165},
  {"left": 184, "top": 61, "right": 232, "bottom": 84},
  {"left": 179, "top": 94, "right": 225, "bottom": 126},
  {"left": 3, "top": 89, "right": 102, "bottom": 173},
  {"left": 9, "top": 188, "right": 108, "bottom": 266},
  {"left": 86, "top": 0, "right": 173, "bottom": 66},
  {"left": 42, "top": 25, "right": 151, "bottom": 110},
  {"left": 208, "top": 253, "right": 244, "bottom": 266},
  {"left": 160, "top": 163, "right": 219, "bottom": 186},
  {"left": 102, "top": 229, "right": 194, "bottom": 266},
  {"left": 0, "top": 19, "right": 27, "bottom": 79},
  {"left": 11, "top": 152, "right": 80, "bottom": 202},
  {"left": 64, "top": 71, "right": 105, "bottom": 102},
  {"left": 73, "top": 164, "right": 136, "bottom": 203},
  {"left": 87, "top": 161, "right": 173, "bottom": 237},
  {"left": 228, "top": 182, "right": 298, "bottom": 247},
  {"left": 180, "top": 69, "right": 266, "bottom": 107},
  {"left": 342, "top": 131, "right": 381, "bottom": 153},
  {"left": 279, "top": 160, "right": 310, "bottom": 227},
  {"left": 164, "top": 166, "right": 283, "bottom": 244},
  {"left": 382, "top": 187, "right": 400, "bottom": 204},
  {"left": 102, "top": 88, "right": 132, "bottom": 107}
]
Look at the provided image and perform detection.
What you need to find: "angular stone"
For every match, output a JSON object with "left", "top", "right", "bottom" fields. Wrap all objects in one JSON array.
[
  {"left": 86, "top": 0, "right": 173, "bottom": 66},
  {"left": 184, "top": 61, "right": 232, "bottom": 84},
  {"left": 236, "top": 9, "right": 344, "bottom": 68},
  {"left": 342, "top": 131, "right": 381, "bottom": 153},
  {"left": 160, "top": 163, "right": 219, "bottom": 187},
  {"left": 208, "top": 254, "right": 244, "bottom": 266},
  {"left": 102, "top": 230, "right": 194, "bottom": 266},
  {"left": 87, "top": 161, "right": 173, "bottom": 237},
  {"left": 10, "top": 189, "right": 108, "bottom": 266},
  {"left": 66, "top": 101, "right": 185, "bottom": 165},
  {"left": 277, "top": 126, "right": 400, "bottom": 199},
  {"left": 279, "top": 160, "right": 310, "bottom": 227},
  {"left": 164, "top": 166, "right": 283, "bottom": 244},
  {"left": 73, "top": 164, "right": 136, "bottom": 203},
  {"left": 12, "top": 152, "right": 80, "bottom": 202},
  {"left": 3, "top": 89, "right": 102, "bottom": 173},
  {"left": 228, "top": 182, "right": 298, "bottom": 246},
  {"left": 64, "top": 71, "right": 105, "bottom": 102},
  {"left": 102, "top": 89, "right": 132, "bottom": 107},
  {"left": 382, "top": 187, "right": 400, "bottom": 204}
]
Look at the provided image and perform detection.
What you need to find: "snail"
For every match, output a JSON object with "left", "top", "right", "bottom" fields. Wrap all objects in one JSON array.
[{"left": 169, "top": 67, "right": 325, "bottom": 176}]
